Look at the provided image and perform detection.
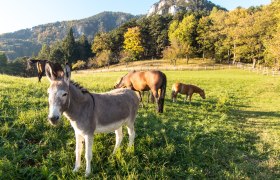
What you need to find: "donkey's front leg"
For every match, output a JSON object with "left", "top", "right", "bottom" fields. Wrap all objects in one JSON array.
[
  {"left": 73, "top": 133, "right": 83, "bottom": 172},
  {"left": 85, "top": 135, "right": 93, "bottom": 177}
]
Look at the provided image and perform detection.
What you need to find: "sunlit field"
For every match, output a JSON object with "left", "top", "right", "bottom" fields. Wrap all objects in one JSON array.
[{"left": 0, "top": 69, "right": 280, "bottom": 179}]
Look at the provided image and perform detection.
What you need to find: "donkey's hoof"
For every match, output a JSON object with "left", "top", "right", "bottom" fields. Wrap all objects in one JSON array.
[
  {"left": 85, "top": 171, "right": 91, "bottom": 177},
  {"left": 73, "top": 167, "right": 80, "bottom": 173}
]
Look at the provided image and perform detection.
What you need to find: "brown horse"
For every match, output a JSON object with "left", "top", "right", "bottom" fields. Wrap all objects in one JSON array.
[
  {"left": 27, "top": 59, "right": 48, "bottom": 82},
  {"left": 114, "top": 70, "right": 167, "bottom": 113},
  {"left": 171, "top": 83, "right": 205, "bottom": 102}
]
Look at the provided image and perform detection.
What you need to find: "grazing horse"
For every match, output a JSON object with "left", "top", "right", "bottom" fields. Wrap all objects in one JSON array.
[
  {"left": 45, "top": 62, "right": 139, "bottom": 177},
  {"left": 171, "top": 83, "right": 205, "bottom": 102},
  {"left": 114, "top": 70, "right": 167, "bottom": 113},
  {"left": 27, "top": 59, "right": 48, "bottom": 82}
]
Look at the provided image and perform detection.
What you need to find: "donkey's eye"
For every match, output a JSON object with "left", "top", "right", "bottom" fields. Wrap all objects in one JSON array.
[{"left": 62, "top": 93, "right": 68, "bottom": 97}]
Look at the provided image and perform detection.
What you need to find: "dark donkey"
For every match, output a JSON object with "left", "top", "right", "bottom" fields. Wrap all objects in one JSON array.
[
  {"left": 27, "top": 59, "right": 48, "bottom": 82},
  {"left": 114, "top": 70, "right": 167, "bottom": 113}
]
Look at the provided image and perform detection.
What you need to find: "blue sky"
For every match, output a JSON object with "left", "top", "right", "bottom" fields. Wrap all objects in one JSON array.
[{"left": 0, "top": 0, "right": 271, "bottom": 34}]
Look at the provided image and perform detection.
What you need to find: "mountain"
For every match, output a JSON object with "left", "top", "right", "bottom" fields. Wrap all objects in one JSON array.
[
  {"left": 0, "top": 12, "right": 137, "bottom": 60},
  {"left": 147, "top": 0, "right": 226, "bottom": 16}
]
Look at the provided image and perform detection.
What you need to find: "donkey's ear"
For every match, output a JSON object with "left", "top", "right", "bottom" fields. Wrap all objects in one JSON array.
[
  {"left": 64, "top": 63, "right": 71, "bottom": 83},
  {"left": 45, "top": 62, "right": 64, "bottom": 82},
  {"left": 45, "top": 63, "right": 55, "bottom": 82}
]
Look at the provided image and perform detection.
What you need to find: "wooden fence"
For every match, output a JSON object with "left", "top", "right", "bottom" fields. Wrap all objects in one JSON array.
[
  {"left": 236, "top": 62, "right": 280, "bottom": 76},
  {"left": 79, "top": 62, "right": 280, "bottom": 77}
]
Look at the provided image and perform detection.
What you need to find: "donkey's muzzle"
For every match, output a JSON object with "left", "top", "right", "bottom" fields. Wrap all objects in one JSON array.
[{"left": 48, "top": 116, "right": 60, "bottom": 125}]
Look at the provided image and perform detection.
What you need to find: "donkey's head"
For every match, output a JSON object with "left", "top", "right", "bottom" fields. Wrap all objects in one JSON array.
[{"left": 45, "top": 62, "right": 71, "bottom": 125}]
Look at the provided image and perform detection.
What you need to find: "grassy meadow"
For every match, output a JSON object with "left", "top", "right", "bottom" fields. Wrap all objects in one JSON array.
[{"left": 0, "top": 69, "right": 280, "bottom": 179}]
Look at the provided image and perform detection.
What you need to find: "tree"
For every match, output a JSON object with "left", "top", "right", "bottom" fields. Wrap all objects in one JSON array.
[
  {"left": 224, "top": 8, "right": 248, "bottom": 64},
  {"left": 91, "top": 32, "right": 111, "bottom": 55},
  {"left": 77, "top": 34, "right": 91, "bottom": 61},
  {"left": 37, "top": 44, "right": 50, "bottom": 59},
  {"left": 148, "top": 15, "right": 172, "bottom": 58},
  {"left": 263, "top": 1, "right": 280, "bottom": 67},
  {"left": 123, "top": 27, "right": 144, "bottom": 60},
  {"left": 94, "top": 50, "right": 111, "bottom": 67},
  {"left": 162, "top": 45, "right": 178, "bottom": 66},
  {"left": 0, "top": 53, "right": 8, "bottom": 66},
  {"left": 208, "top": 7, "right": 228, "bottom": 62},
  {"left": 168, "top": 14, "right": 197, "bottom": 63},
  {"left": 62, "top": 28, "right": 76, "bottom": 64},
  {"left": 72, "top": 60, "right": 86, "bottom": 70},
  {"left": 91, "top": 32, "right": 113, "bottom": 67},
  {"left": 197, "top": 16, "right": 214, "bottom": 59},
  {"left": 49, "top": 43, "right": 65, "bottom": 64}
]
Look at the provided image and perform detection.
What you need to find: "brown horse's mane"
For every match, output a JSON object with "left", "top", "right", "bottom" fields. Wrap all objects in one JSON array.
[{"left": 70, "top": 80, "right": 90, "bottom": 94}]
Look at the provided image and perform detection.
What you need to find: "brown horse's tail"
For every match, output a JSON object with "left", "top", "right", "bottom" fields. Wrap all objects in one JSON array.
[{"left": 158, "top": 72, "right": 167, "bottom": 113}]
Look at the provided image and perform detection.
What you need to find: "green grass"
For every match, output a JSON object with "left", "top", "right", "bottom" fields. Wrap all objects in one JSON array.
[{"left": 0, "top": 69, "right": 280, "bottom": 179}]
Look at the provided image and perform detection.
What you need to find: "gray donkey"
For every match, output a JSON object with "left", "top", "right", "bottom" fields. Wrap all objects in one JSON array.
[{"left": 45, "top": 62, "right": 139, "bottom": 177}]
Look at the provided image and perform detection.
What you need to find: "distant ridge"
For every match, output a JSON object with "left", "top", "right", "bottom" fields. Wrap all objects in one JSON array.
[
  {"left": 147, "top": 0, "right": 226, "bottom": 16},
  {"left": 0, "top": 11, "right": 137, "bottom": 60}
]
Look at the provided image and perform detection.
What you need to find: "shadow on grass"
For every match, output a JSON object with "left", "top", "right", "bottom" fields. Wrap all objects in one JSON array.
[
  {"left": 133, "top": 98, "right": 278, "bottom": 179},
  {"left": 232, "top": 109, "right": 280, "bottom": 120}
]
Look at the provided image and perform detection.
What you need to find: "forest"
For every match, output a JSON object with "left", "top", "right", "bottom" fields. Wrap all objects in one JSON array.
[{"left": 1, "top": 0, "right": 280, "bottom": 75}]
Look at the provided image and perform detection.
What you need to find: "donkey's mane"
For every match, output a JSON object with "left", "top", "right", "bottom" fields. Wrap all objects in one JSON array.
[{"left": 70, "top": 80, "right": 90, "bottom": 94}]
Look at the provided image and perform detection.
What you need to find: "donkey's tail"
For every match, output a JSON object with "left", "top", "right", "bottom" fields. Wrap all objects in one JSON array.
[{"left": 158, "top": 72, "right": 167, "bottom": 113}]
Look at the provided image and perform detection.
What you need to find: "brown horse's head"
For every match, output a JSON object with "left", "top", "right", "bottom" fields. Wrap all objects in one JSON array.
[
  {"left": 114, "top": 73, "right": 130, "bottom": 89},
  {"left": 199, "top": 89, "right": 206, "bottom": 99},
  {"left": 27, "top": 58, "right": 37, "bottom": 70},
  {"left": 114, "top": 77, "right": 124, "bottom": 89}
]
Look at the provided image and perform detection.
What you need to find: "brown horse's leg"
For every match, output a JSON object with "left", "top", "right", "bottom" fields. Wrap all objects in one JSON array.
[
  {"left": 38, "top": 72, "right": 42, "bottom": 82},
  {"left": 173, "top": 92, "right": 178, "bottom": 102},
  {"left": 150, "top": 91, "right": 155, "bottom": 103},
  {"left": 137, "top": 91, "right": 142, "bottom": 102},
  {"left": 184, "top": 94, "right": 188, "bottom": 103},
  {"left": 151, "top": 88, "right": 159, "bottom": 112},
  {"left": 189, "top": 93, "right": 193, "bottom": 103},
  {"left": 137, "top": 91, "right": 145, "bottom": 108}
]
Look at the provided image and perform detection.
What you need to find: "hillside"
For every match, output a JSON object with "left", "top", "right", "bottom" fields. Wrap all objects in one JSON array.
[{"left": 0, "top": 12, "right": 137, "bottom": 60}]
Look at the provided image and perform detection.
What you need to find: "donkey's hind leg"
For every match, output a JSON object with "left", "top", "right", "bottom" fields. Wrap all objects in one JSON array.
[
  {"left": 113, "top": 126, "right": 123, "bottom": 154},
  {"left": 127, "top": 125, "right": 135, "bottom": 147},
  {"left": 85, "top": 135, "right": 93, "bottom": 177}
]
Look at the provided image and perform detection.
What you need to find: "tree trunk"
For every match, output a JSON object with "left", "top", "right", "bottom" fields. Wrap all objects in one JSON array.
[
  {"left": 186, "top": 55, "right": 189, "bottom": 64},
  {"left": 227, "top": 49, "right": 230, "bottom": 64},
  {"left": 202, "top": 51, "right": 205, "bottom": 61},
  {"left": 233, "top": 43, "right": 236, "bottom": 64},
  {"left": 252, "top": 58, "right": 256, "bottom": 69}
]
